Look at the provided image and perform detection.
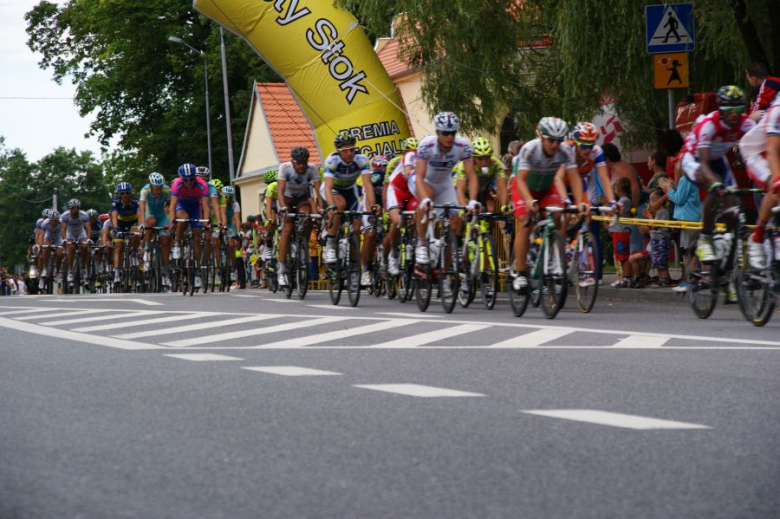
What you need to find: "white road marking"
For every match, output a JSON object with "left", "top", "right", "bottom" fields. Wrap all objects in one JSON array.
[
  {"left": 46, "top": 311, "right": 157, "bottom": 326},
  {"left": 0, "top": 308, "right": 60, "bottom": 316},
  {"left": 307, "top": 304, "right": 352, "bottom": 310},
  {"left": 73, "top": 312, "right": 216, "bottom": 332},
  {"left": 612, "top": 335, "right": 670, "bottom": 348},
  {"left": 261, "top": 299, "right": 301, "bottom": 303},
  {"left": 40, "top": 298, "right": 163, "bottom": 306},
  {"left": 0, "top": 316, "right": 164, "bottom": 350},
  {"left": 163, "top": 353, "right": 243, "bottom": 361},
  {"left": 374, "top": 312, "right": 438, "bottom": 319},
  {"left": 354, "top": 384, "right": 485, "bottom": 398},
  {"left": 13, "top": 309, "right": 116, "bottom": 321},
  {"left": 162, "top": 317, "right": 348, "bottom": 347},
  {"left": 241, "top": 366, "right": 342, "bottom": 376},
  {"left": 486, "top": 329, "right": 574, "bottom": 348},
  {"left": 115, "top": 315, "right": 277, "bottom": 339},
  {"left": 522, "top": 410, "right": 711, "bottom": 430},
  {"left": 254, "top": 320, "right": 409, "bottom": 349},
  {"left": 369, "top": 324, "right": 489, "bottom": 348}
]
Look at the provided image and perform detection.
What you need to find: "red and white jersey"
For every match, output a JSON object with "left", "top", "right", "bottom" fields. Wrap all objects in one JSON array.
[
  {"left": 739, "top": 97, "right": 780, "bottom": 159},
  {"left": 387, "top": 151, "right": 416, "bottom": 192},
  {"left": 685, "top": 110, "right": 755, "bottom": 159}
]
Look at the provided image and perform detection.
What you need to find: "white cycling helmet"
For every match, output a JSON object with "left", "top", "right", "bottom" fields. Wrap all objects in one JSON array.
[
  {"left": 433, "top": 111, "right": 460, "bottom": 132},
  {"left": 537, "top": 117, "right": 569, "bottom": 139},
  {"left": 221, "top": 186, "right": 235, "bottom": 196},
  {"left": 149, "top": 172, "right": 165, "bottom": 186}
]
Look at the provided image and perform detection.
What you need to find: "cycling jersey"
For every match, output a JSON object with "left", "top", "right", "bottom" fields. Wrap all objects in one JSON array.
[
  {"left": 214, "top": 195, "right": 241, "bottom": 228},
  {"left": 565, "top": 142, "right": 607, "bottom": 205},
  {"left": 60, "top": 210, "right": 89, "bottom": 241},
  {"left": 385, "top": 151, "right": 415, "bottom": 181},
  {"left": 748, "top": 76, "right": 780, "bottom": 117},
  {"left": 453, "top": 156, "right": 504, "bottom": 191},
  {"left": 385, "top": 155, "right": 403, "bottom": 181},
  {"left": 740, "top": 97, "right": 780, "bottom": 188},
  {"left": 110, "top": 196, "right": 140, "bottom": 223},
  {"left": 207, "top": 181, "right": 219, "bottom": 199},
  {"left": 513, "top": 138, "right": 577, "bottom": 192},
  {"left": 170, "top": 177, "right": 209, "bottom": 204},
  {"left": 277, "top": 162, "right": 318, "bottom": 198},
  {"left": 88, "top": 219, "right": 102, "bottom": 240},
  {"left": 139, "top": 184, "right": 171, "bottom": 218},
  {"left": 322, "top": 151, "right": 371, "bottom": 188},
  {"left": 264, "top": 182, "right": 278, "bottom": 206},
  {"left": 415, "top": 135, "right": 472, "bottom": 186},
  {"left": 41, "top": 218, "right": 63, "bottom": 244},
  {"left": 34, "top": 218, "right": 45, "bottom": 236},
  {"left": 684, "top": 110, "right": 755, "bottom": 159}
]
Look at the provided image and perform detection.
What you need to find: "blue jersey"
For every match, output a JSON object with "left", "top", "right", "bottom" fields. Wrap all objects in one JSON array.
[
  {"left": 323, "top": 151, "right": 371, "bottom": 189},
  {"left": 139, "top": 184, "right": 171, "bottom": 218},
  {"left": 111, "top": 196, "right": 140, "bottom": 223}
]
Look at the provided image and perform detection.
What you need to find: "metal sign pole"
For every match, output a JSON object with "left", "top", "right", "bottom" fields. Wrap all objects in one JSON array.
[{"left": 668, "top": 90, "right": 675, "bottom": 129}]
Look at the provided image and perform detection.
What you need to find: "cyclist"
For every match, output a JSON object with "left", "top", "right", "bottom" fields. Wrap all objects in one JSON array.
[
  {"left": 169, "top": 163, "right": 211, "bottom": 288},
  {"left": 360, "top": 154, "right": 388, "bottom": 286},
  {"left": 139, "top": 172, "right": 172, "bottom": 285},
  {"left": 197, "top": 166, "right": 222, "bottom": 227},
  {"left": 510, "top": 117, "right": 584, "bottom": 293},
  {"left": 262, "top": 173, "right": 279, "bottom": 264},
  {"left": 386, "top": 137, "right": 417, "bottom": 182},
  {"left": 207, "top": 178, "right": 226, "bottom": 274},
  {"left": 220, "top": 185, "right": 242, "bottom": 282},
  {"left": 454, "top": 137, "right": 508, "bottom": 212},
  {"left": 321, "top": 132, "right": 374, "bottom": 265},
  {"left": 111, "top": 182, "right": 141, "bottom": 284},
  {"left": 31, "top": 209, "right": 50, "bottom": 276},
  {"left": 40, "top": 209, "right": 64, "bottom": 281},
  {"left": 60, "top": 198, "right": 91, "bottom": 282},
  {"left": 681, "top": 86, "right": 756, "bottom": 263},
  {"left": 413, "top": 112, "right": 478, "bottom": 280},
  {"left": 382, "top": 139, "right": 419, "bottom": 276},
  {"left": 86, "top": 209, "right": 101, "bottom": 241},
  {"left": 740, "top": 95, "right": 780, "bottom": 268},
  {"left": 275, "top": 146, "right": 320, "bottom": 286}
]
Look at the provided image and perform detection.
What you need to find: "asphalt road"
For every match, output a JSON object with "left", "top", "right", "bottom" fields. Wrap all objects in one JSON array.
[{"left": 1, "top": 291, "right": 778, "bottom": 518}]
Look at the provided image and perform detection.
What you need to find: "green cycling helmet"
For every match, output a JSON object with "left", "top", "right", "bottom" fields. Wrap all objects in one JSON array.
[{"left": 263, "top": 170, "right": 277, "bottom": 184}]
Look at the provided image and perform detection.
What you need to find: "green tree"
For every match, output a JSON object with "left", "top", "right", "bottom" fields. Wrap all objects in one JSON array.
[
  {"left": 343, "top": 0, "right": 780, "bottom": 148},
  {"left": 25, "top": 0, "right": 279, "bottom": 184}
]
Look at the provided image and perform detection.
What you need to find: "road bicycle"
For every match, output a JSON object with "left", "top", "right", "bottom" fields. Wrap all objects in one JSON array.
[
  {"left": 415, "top": 204, "right": 464, "bottom": 313},
  {"left": 280, "top": 211, "right": 322, "bottom": 300},
  {"left": 736, "top": 204, "right": 780, "bottom": 326},
  {"left": 175, "top": 219, "right": 210, "bottom": 296},
  {"left": 459, "top": 211, "right": 506, "bottom": 310},
  {"left": 391, "top": 210, "right": 417, "bottom": 303},
  {"left": 326, "top": 210, "right": 372, "bottom": 307},
  {"left": 142, "top": 226, "right": 167, "bottom": 293},
  {"left": 568, "top": 206, "right": 612, "bottom": 313}
]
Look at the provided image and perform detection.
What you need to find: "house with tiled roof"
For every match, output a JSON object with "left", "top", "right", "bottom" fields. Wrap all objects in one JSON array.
[{"left": 234, "top": 83, "right": 321, "bottom": 218}]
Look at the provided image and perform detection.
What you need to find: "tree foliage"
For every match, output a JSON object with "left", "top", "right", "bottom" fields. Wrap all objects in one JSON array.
[
  {"left": 342, "top": 0, "right": 779, "bottom": 148},
  {"left": 25, "top": 0, "right": 279, "bottom": 183}
]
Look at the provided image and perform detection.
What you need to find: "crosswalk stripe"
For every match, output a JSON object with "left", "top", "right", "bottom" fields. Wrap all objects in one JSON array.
[
  {"left": 14, "top": 309, "right": 117, "bottom": 321},
  {"left": 242, "top": 366, "right": 342, "bottom": 376},
  {"left": 306, "top": 304, "right": 352, "bottom": 310},
  {"left": 73, "top": 312, "right": 216, "bottom": 332},
  {"left": 162, "top": 316, "right": 348, "bottom": 347},
  {"left": 521, "top": 410, "right": 711, "bottom": 429},
  {"left": 0, "top": 316, "right": 164, "bottom": 350},
  {"left": 253, "top": 320, "right": 409, "bottom": 349},
  {"left": 0, "top": 308, "right": 56, "bottom": 316},
  {"left": 163, "top": 353, "right": 243, "bottom": 362},
  {"left": 46, "top": 311, "right": 157, "bottom": 326},
  {"left": 369, "top": 324, "right": 489, "bottom": 348},
  {"left": 354, "top": 384, "right": 485, "bottom": 397},
  {"left": 612, "top": 335, "right": 669, "bottom": 348},
  {"left": 486, "top": 329, "right": 574, "bottom": 348},
  {"left": 115, "top": 315, "right": 277, "bottom": 339}
]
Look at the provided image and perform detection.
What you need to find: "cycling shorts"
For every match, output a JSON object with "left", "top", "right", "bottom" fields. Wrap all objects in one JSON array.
[
  {"left": 681, "top": 153, "right": 735, "bottom": 187},
  {"left": 745, "top": 154, "right": 771, "bottom": 190},
  {"left": 385, "top": 184, "right": 417, "bottom": 211},
  {"left": 65, "top": 229, "right": 89, "bottom": 243},
  {"left": 320, "top": 183, "right": 360, "bottom": 211},
  {"left": 409, "top": 178, "right": 458, "bottom": 216},
  {"left": 511, "top": 180, "right": 562, "bottom": 218},
  {"left": 113, "top": 221, "right": 139, "bottom": 242},
  {"left": 176, "top": 200, "right": 203, "bottom": 226}
]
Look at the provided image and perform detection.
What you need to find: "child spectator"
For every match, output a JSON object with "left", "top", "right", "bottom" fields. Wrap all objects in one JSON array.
[
  {"left": 659, "top": 174, "right": 701, "bottom": 292},
  {"left": 609, "top": 177, "right": 633, "bottom": 288},
  {"left": 625, "top": 225, "right": 652, "bottom": 288},
  {"left": 647, "top": 190, "right": 672, "bottom": 287}
]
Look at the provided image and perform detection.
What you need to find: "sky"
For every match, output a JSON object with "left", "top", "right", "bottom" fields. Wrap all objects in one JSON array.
[{"left": 0, "top": 0, "right": 102, "bottom": 161}]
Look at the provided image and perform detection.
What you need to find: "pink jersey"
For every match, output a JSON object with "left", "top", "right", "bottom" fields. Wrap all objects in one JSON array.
[
  {"left": 171, "top": 177, "right": 209, "bottom": 203},
  {"left": 685, "top": 111, "right": 755, "bottom": 159}
]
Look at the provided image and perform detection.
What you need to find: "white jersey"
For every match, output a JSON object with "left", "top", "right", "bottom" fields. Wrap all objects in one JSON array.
[
  {"left": 415, "top": 135, "right": 472, "bottom": 185},
  {"left": 514, "top": 138, "right": 576, "bottom": 192},
  {"left": 41, "top": 218, "right": 62, "bottom": 241},
  {"left": 60, "top": 210, "right": 89, "bottom": 234},
  {"left": 685, "top": 111, "right": 755, "bottom": 160},
  {"left": 277, "top": 162, "right": 319, "bottom": 198},
  {"left": 739, "top": 97, "right": 780, "bottom": 159}
]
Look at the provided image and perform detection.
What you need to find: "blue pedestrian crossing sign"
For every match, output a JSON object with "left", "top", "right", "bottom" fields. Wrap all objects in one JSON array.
[{"left": 646, "top": 3, "right": 695, "bottom": 54}]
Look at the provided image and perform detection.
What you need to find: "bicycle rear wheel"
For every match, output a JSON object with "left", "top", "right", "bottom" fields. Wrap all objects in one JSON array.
[
  {"left": 688, "top": 266, "right": 719, "bottom": 319},
  {"left": 458, "top": 238, "right": 476, "bottom": 308},
  {"left": 540, "top": 230, "right": 568, "bottom": 319},
  {"left": 296, "top": 242, "right": 310, "bottom": 300},
  {"left": 574, "top": 231, "right": 599, "bottom": 313},
  {"left": 736, "top": 237, "right": 776, "bottom": 326},
  {"left": 441, "top": 232, "right": 459, "bottom": 314},
  {"left": 347, "top": 233, "right": 361, "bottom": 307},
  {"left": 415, "top": 264, "right": 432, "bottom": 312},
  {"left": 480, "top": 234, "right": 499, "bottom": 310},
  {"left": 507, "top": 251, "right": 530, "bottom": 317}
]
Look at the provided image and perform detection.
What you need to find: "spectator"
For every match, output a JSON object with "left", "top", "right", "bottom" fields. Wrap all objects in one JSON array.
[
  {"left": 16, "top": 276, "right": 27, "bottom": 295},
  {"left": 659, "top": 129, "right": 685, "bottom": 178},
  {"left": 308, "top": 227, "right": 321, "bottom": 282},
  {"left": 646, "top": 149, "right": 671, "bottom": 217},
  {"left": 625, "top": 226, "right": 652, "bottom": 288},
  {"left": 745, "top": 61, "right": 780, "bottom": 122},
  {"left": 646, "top": 190, "right": 672, "bottom": 288},
  {"left": 609, "top": 177, "right": 633, "bottom": 287},
  {"left": 659, "top": 174, "right": 701, "bottom": 292},
  {"left": 502, "top": 139, "right": 525, "bottom": 173},
  {"left": 603, "top": 143, "right": 646, "bottom": 257}
]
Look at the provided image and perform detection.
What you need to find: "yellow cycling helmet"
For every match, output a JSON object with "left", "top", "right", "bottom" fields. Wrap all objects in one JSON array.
[
  {"left": 471, "top": 137, "right": 493, "bottom": 157},
  {"left": 402, "top": 137, "right": 418, "bottom": 151}
]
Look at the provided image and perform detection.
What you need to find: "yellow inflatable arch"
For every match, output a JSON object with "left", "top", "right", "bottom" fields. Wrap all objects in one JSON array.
[{"left": 194, "top": 0, "right": 411, "bottom": 159}]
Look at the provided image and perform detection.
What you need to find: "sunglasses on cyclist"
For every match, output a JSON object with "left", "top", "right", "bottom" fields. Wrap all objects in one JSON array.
[
  {"left": 183, "top": 177, "right": 196, "bottom": 182},
  {"left": 438, "top": 131, "right": 457, "bottom": 137},
  {"left": 119, "top": 190, "right": 131, "bottom": 195},
  {"left": 338, "top": 147, "right": 357, "bottom": 152},
  {"left": 574, "top": 140, "right": 595, "bottom": 150},
  {"left": 544, "top": 137, "right": 564, "bottom": 144},
  {"left": 719, "top": 106, "right": 744, "bottom": 114}
]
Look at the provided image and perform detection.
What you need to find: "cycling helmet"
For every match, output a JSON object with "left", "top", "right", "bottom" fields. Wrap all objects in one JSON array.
[
  {"left": 371, "top": 155, "right": 389, "bottom": 170},
  {"left": 537, "top": 117, "right": 569, "bottom": 139},
  {"left": 433, "top": 111, "right": 460, "bottom": 132},
  {"left": 290, "top": 146, "right": 310, "bottom": 163},
  {"left": 148, "top": 172, "right": 165, "bottom": 186},
  {"left": 717, "top": 85, "right": 745, "bottom": 107},
  {"left": 50, "top": 210, "right": 61, "bottom": 219},
  {"left": 86, "top": 209, "right": 99, "bottom": 219},
  {"left": 471, "top": 137, "right": 493, "bottom": 157},
  {"left": 334, "top": 132, "right": 357, "bottom": 149},
  {"left": 210, "top": 179, "right": 224, "bottom": 192},
  {"left": 177, "top": 163, "right": 197, "bottom": 178},
  {"left": 263, "top": 170, "right": 277, "bottom": 184},
  {"left": 67, "top": 199, "right": 81, "bottom": 208},
  {"left": 195, "top": 166, "right": 210, "bottom": 178},
  {"left": 116, "top": 182, "right": 131, "bottom": 193},
  {"left": 402, "top": 137, "right": 418, "bottom": 151},
  {"left": 221, "top": 186, "right": 235, "bottom": 196},
  {"left": 41, "top": 208, "right": 50, "bottom": 218},
  {"left": 571, "top": 122, "right": 599, "bottom": 143},
  {"left": 99, "top": 213, "right": 110, "bottom": 222}
]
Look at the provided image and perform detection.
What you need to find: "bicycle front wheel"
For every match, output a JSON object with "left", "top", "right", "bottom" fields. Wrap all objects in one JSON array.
[
  {"left": 736, "top": 238, "right": 776, "bottom": 326},
  {"left": 347, "top": 233, "right": 361, "bottom": 307},
  {"left": 480, "top": 234, "right": 499, "bottom": 310},
  {"left": 540, "top": 231, "right": 568, "bottom": 319},
  {"left": 507, "top": 251, "right": 530, "bottom": 317},
  {"left": 574, "top": 231, "right": 599, "bottom": 313},
  {"left": 441, "top": 231, "right": 459, "bottom": 314},
  {"left": 688, "top": 266, "right": 719, "bottom": 319},
  {"left": 296, "top": 242, "right": 310, "bottom": 300}
]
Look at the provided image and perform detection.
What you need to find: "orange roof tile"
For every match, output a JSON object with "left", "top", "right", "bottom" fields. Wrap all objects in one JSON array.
[
  {"left": 256, "top": 83, "right": 321, "bottom": 165},
  {"left": 377, "top": 38, "right": 415, "bottom": 79}
]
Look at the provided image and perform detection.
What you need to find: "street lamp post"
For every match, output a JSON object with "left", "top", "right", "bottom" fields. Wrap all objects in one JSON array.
[
  {"left": 220, "top": 28, "right": 235, "bottom": 183},
  {"left": 169, "top": 36, "right": 213, "bottom": 175}
]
